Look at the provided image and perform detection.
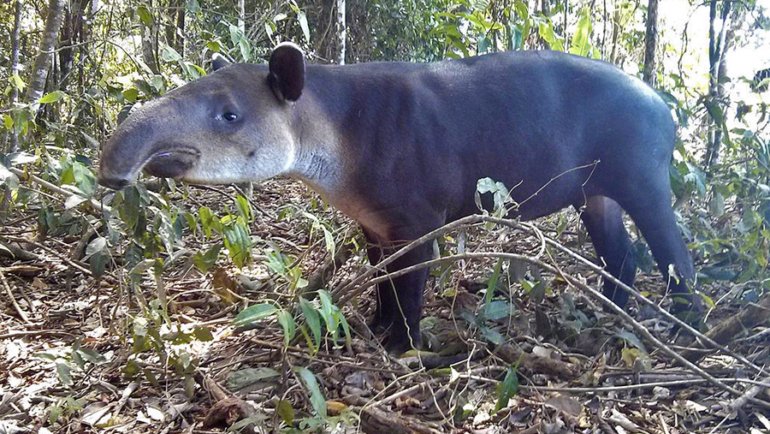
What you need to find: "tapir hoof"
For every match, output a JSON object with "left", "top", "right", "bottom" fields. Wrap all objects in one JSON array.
[{"left": 669, "top": 291, "right": 705, "bottom": 329}]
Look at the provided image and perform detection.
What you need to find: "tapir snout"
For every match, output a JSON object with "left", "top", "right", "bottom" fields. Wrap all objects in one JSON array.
[{"left": 99, "top": 43, "right": 699, "bottom": 353}]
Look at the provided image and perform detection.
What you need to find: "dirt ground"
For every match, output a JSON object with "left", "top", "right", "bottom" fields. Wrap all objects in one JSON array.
[{"left": 1, "top": 178, "right": 769, "bottom": 433}]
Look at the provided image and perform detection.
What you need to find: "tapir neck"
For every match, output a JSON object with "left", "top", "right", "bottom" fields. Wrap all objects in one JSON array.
[{"left": 284, "top": 66, "right": 362, "bottom": 195}]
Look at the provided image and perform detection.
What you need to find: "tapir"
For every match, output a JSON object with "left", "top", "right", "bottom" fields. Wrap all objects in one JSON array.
[{"left": 98, "top": 43, "right": 697, "bottom": 352}]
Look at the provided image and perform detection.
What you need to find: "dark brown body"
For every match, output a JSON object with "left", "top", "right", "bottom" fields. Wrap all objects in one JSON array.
[{"left": 99, "top": 45, "right": 697, "bottom": 352}]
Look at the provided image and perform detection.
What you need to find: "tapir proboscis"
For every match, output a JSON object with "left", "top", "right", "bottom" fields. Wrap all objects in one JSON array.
[{"left": 98, "top": 43, "right": 698, "bottom": 352}]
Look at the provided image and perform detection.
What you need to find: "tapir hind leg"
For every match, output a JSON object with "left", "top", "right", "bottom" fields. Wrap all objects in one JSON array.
[
  {"left": 576, "top": 196, "right": 637, "bottom": 307},
  {"left": 615, "top": 187, "right": 697, "bottom": 313}
]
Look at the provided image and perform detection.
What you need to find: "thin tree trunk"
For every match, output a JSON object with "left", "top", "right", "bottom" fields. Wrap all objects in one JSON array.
[
  {"left": 642, "top": 0, "right": 658, "bottom": 85},
  {"left": 238, "top": 0, "right": 245, "bottom": 35},
  {"left": 141, "top": 0, "right": 160, "bottom": 74},
  {"left": 8, "top": 0, "right": 23, "bottom": 153},
  {"left": 176, "top": 2, "right": 185, "bottom": 56},
  {"left": 336, "top": 0, "right": 346, "bottom": 64},
  {"left": 704, "top": 0, "right": 732, "bottom": 170},
  {"left": 26, "top": 0, "right": 65, "bottom": 107}
]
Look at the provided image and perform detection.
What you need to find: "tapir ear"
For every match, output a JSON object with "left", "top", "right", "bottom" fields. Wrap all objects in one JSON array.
[
  {"left": 211, "top": 53, "right": 230, "bottom": 71},
  {"left": 268, "top": 42, "right": 305, "bottom": 102}
]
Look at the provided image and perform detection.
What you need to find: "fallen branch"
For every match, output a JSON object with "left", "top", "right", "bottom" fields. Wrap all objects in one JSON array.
[
  {"left": 337, "top": 250, "right": 770, "bottom": 409},
  {"left": 681, "top": 291, "right": 770, "bottom": 362},
  {"left": 0, "top": 268, "right": 31, "bottom": 324}
]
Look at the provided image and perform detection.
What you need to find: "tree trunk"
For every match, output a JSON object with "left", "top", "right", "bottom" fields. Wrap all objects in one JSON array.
[
  {"left": 642, "top": 0, "right": 658, "bottom": 86},
  {"left": 336, "top": 0, "right": 346, "bottom": 64},
  {"left": 704, "top": 0, "right": 732, "bottom": 170},
  {"left": 8, "top": 0, "right": 23, "bottom": 153},
  {"left": 141, "top": 0, "right": 160, "bottom": 74},
  {"left": 26, "top": 0, "right": 66, "bottom": 106},
  {"left": 238, "top": 0, "right": 245, "bottom": 35}
]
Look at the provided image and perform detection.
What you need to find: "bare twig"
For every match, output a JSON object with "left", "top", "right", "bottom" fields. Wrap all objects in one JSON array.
[{"left": 0, "top": 269, "right": 31, "bottom": 324}]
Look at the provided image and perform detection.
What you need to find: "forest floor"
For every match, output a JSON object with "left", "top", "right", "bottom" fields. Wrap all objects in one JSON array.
[{"left": 1, "top": 178, "right": 769, "bottom": 433}]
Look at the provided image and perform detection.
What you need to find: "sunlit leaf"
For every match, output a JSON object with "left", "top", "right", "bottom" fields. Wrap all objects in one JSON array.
[{"left": 39, "top": 91, "right": 65, "bottom": 104}]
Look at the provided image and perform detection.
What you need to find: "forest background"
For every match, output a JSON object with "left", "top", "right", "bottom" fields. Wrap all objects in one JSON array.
[{"left": 1, "top": 0, "right": 770, "bottom": 432}]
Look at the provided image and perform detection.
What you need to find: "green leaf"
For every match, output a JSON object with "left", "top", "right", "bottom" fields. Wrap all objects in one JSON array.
[
  {"left": 495, "top": 366, "right": 519, "bottom": 412},
  {"left": 318, "top": 290, "right": 339, "bottom": 337},
  {"left": 56, "top": 361, "right": 73, "bottom": 386},
  {"left": 485, "top": 259, "right": 504, "bottom": 304},
  {"left": 299, "top": 298, "right": 322, "bottom": 347},
  {"left": 234, "top": 303, "right": 277, "bottom": 327},
  {"left": 295, "top": 367, "right": 326, "bottom": 417},
  {"left": 482, "top": 300, "right": 511, "bottom": 321},
  {"left": 161, "top": 45, "right": 182, "bottom": 62},
  {"left": 276, "top": 399, "right": 295, "bottom": 425},
  {"left": 192, "top": 244, "right": 221, "bottom": 273},
  {"left": 39, "top": 91, "right": 65, "bottom": 104},
  {"left": 193, "top": 326, "right": 214, "bottom": 341},
  {"left": 3, "top": 114, "right": 13, "bottom": 130},
  {"left": 122, "top": 87, "right": 139, "bottom": 102},
  {"left": 137, "top": 4, "right": 154, "bottom": 26},
  {"left": 569, "top": 8, "right": 593, "bottom": 56},
  {"left": 75, "top": 348, "right": 106, "bottom": 364},
  {"left": 480, "top": 327, "right": 505, "bottom": 345},
  {"left": 11, "top": 73, "right": 25, "bottom": 91},
  {"left": 615, "top": 329, "right": 646, "bottom": 352},
  {"left": 84, "top": 237, "right": 107, "bottom": 258},
  {"left": 205, "top": 40, "right": 223, "bottom": 53},
  {"left": 235, "top": 194, "right": 252, "bottom": 221},
  {"left": 227, "top": 367, "right": 280, "bottom": 390},
  {"left": 277, "top": 309, "right": 296, "bottom": 346},
  {"left": 222, "top": 220, "right": 252, "bottom": 267},
  {"left": 297, "top": 11, "right": 310, "bottom": 42}
]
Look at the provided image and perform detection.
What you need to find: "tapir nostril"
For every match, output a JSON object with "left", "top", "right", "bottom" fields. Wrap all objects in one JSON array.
[{"left": 98, "top": 176, "right": 130, "bottom": 190}]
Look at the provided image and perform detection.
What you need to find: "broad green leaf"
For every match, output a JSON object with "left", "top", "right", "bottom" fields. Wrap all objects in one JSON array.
[
  {"left": 161, "top": 45, "right": 182, "bottom": 62},
  {"left": 39, "top": 91, "right": 65, "bottom": 104},
  {"left": 569, "top": 8, "right": 593, "bottom": 56},
  {"left": 192, "top": 244, "right": 221, "bottom": 273},
  {"left": 276, "top": 399, "right": 295, "bottom": 425},
  {"left": 480, "top": 327, "right": 505, "bottom": 345},
  {"left": 299, "top": 298, "right": 322, "bottom": 346},
  {"left": 3, "top": 114, "right": 13, "bottom": 130},
  {"left": 277, "top": 309, "right": 296, "bottom": 346},
  {"left": 137, "top": 4, "right": 153, "bottom": 26},
  {"left": 615, "top": 329, "right": 646, "bottom": 352},
  {"left": 297, "top": 11, "right": 310, "bottom": 42},
  {"left": 227, "top": 367, "right": 280, "bottom": 390},
  {"left": 122, "top": 87, "right": 139, "bottom": 102},
  {"left": 296, "top": 367, "right": 326, "bottom": 417},
  {"left": 84, "top": 237, "right": 107, "bottom": 258},
  {"left": 56, "top": 361, "right": 73, "bottom": 386},
  {"left": 11, "top": 73, "right": 25, "bottom": 91},
  {"left": 495, "top": 366, "right": 519, "bottom": 412},
  {"left": 234, "top": 303, "right": 277, "bottom": 327},
  {"left": 193, "top": 326, "right": 214, "bottom": 341},
  {"left": 482, "top": 300, "right": 511, "bottom": 321}
]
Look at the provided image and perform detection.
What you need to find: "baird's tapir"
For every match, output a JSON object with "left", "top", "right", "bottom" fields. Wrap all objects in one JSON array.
[{"left": 98, "top": 43, "right": 698, "bottom": 352}]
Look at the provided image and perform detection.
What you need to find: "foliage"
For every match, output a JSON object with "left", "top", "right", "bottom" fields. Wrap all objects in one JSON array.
[{"left": 1, "top": 0, "right": 769, "bottom": 431}]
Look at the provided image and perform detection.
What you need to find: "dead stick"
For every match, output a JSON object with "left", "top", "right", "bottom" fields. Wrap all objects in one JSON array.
[{"left": 0, "top": 269, "right": 30, "bottom": 324}]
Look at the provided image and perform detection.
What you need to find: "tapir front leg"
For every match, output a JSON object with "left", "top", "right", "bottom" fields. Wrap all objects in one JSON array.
[{"left": 364, "top": 232, "right": 433, "bottom": 352}]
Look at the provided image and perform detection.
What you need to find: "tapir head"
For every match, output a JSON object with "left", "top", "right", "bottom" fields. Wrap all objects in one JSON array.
[{"left": 98, "top": 43, "right": 307, "bottom": 189}]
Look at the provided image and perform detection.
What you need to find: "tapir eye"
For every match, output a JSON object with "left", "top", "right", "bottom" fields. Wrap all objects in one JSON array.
[{"left": 222, "top": 112, "right": 239, "bottom": 122}]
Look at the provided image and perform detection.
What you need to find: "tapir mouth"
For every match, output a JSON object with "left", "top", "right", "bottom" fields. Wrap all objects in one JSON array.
[
  {"left": 143, "top": 147, "right": 201, "bottom": 179},
  {"left": 98, "top": 145, "right": 201, "bottom": 190}
]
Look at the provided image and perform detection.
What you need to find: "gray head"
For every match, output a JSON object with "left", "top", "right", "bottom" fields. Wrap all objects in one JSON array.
[{"left": 98, "top": 43, "right": 307, "bottom": 189}]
